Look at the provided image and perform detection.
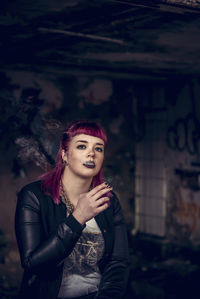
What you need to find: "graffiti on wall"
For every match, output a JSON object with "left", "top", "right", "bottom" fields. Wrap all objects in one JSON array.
[{"left": 167, "top": 113, "right": 200, "bottom": 155}]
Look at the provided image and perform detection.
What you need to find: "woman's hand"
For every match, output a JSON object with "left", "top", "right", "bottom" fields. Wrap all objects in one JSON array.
[{"left": 72, "top": 182, "right": 112, "bottom": 225}]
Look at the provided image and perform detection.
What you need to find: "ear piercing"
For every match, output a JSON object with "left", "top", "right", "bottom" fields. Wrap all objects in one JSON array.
[{"left": 62, "top": 160, "right": 69, "bottom": 166}]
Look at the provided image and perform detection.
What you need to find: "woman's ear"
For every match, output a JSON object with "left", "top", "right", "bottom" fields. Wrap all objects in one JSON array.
[{"left": 61, "top": 150, "right": 68, "bottom": 164}]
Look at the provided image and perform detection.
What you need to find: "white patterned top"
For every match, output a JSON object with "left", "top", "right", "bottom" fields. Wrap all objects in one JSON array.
[{"left": 58, "top": 218, "right": 104, "bottom": 298}]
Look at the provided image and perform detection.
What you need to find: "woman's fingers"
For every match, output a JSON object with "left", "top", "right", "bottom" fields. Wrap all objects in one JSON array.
[
  {"left": 73, "top": 183, "right": 112, "bottom": 225},
  {"left": 93, "top": 187, "right": 112, "bottom": 201},
  {"left": 89, "top": 182, "right": 111, "bottom": 196},
  {"left": 96, "top": 200, "right": 110, "bottom": 213},
  {"left": 96, "top": 196, "right": 110, "bottom": 207},
  {"left": 89, "top": 183, "right": 112, "bottom": 201}
]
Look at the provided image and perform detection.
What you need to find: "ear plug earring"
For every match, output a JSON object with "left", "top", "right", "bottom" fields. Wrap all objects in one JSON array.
[{"left": 62, "top": 160, "right": 69, "bottom": 166}]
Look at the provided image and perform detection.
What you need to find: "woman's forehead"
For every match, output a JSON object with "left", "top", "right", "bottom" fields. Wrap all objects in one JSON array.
[{"left": 71, "top": 134, "right": 105, "bottom": 145}]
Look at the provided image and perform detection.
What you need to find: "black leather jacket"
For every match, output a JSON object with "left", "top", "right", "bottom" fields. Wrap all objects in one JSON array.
[{"left": 15, "top": 181, "right": 130, "bottom": 299}]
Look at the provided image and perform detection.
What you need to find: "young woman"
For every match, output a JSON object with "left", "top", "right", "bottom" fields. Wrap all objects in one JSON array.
[{"left": 15, "top": 120, "right": 130, "bottom": 299}]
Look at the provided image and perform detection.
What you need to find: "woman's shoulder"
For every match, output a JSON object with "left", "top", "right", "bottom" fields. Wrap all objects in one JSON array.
[
  {"left": 20, "top": 180, "right": 42, "bottom": 194},
  {"left": 18, "top": 180, "right": 45, "bottom": 206},
  {"left": 17, "top": 181, "right": 42, "bottom": 210}
]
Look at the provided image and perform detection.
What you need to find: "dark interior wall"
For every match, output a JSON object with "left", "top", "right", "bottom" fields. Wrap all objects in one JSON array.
[
  {"left": 0, "top": 69, "right": 136, "bottom": 245},
  {"left": 131, "top": 76, "right": 200, "bottom": 248},
  {"left": 1, "top": 69, "right": 200, "bottom": 296},
  {"left": 2, "top": 70, "right": 200, "bottom": 249},
  {"left": 165, "top": 78, "right": 200, "bottom": 246},
  {"left": 0, "top": 69, "right": 138, "bottom": 291}
]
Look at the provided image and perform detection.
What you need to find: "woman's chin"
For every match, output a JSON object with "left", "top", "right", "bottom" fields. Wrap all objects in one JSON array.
[{"left": 79, "top": 168, "right": 99, "bottom": 179}]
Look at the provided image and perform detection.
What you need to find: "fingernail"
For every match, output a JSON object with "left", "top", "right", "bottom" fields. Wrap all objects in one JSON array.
[{"left": 104, "top": 182, "right": 112, "bottom": 189}]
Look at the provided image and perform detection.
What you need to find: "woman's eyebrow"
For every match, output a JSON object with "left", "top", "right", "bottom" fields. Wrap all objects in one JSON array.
[
  {"left": 75, "top": 140, "right": 104, "bottom": 146},
  {"left": 75, "top": 140, "right": 88, "bottom": 143}
]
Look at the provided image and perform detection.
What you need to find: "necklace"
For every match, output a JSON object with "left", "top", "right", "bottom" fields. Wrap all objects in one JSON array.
[{"left": 60, "top": 181, "right": 74, "bottom": 215}]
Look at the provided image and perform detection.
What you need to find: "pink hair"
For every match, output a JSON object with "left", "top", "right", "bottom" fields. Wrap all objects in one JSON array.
[{"left": 40, "top": 120, "right": 108, "bottom": 204}]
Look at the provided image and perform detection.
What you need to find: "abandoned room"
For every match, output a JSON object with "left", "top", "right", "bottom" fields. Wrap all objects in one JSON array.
[{"left": 1, "top": 0, "right": 200, "bottom": 298}]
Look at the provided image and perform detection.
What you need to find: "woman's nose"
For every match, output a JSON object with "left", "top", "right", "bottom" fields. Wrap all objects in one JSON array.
[{"left": 87, "top": 148, "right": 95, "bottom": 157}]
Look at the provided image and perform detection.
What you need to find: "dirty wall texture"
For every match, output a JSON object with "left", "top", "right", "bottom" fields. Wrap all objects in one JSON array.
[
  {"left": 165, "top": 78, "right": 200, "bottom": 247},
  {"left": 2, "top": 69, "right": 200, "bottom": 297},
  {"left": 0, "top": 70, "right": 136, "bottom": 289},
  {"left": 134, "top": 76, "right": 200, "bottom": 249}
]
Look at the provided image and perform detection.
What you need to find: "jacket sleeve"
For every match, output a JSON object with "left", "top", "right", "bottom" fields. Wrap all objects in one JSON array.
[
  {"left": 95, "top": 196, "right": 130, "bottom": 299},
  {"left": 15, "top": 187, "right": 84, "bottom": 274}
]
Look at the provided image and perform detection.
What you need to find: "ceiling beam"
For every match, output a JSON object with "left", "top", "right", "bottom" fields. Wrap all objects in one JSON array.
[
  {"left": 38, "top": 27, "right": 125, "bottom": 45},
  {"left": 110, "top": 0, "right": 200, "bottom": 14}
]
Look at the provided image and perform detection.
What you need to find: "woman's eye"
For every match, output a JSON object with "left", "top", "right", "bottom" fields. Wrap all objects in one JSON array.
[
  {"left": 77, "top": 144, "right": 86, "bottom": 149},
  {"left": 95, "top": 147, "right": 103, "bottom": 152}
]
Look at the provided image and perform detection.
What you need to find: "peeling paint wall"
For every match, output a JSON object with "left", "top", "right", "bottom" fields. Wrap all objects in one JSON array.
[
  {"left": 134, "top": 77, "right": 200, "bottom": 248},
  {"left": 165, "top": 78, "right": 200, "bottom": 247}
]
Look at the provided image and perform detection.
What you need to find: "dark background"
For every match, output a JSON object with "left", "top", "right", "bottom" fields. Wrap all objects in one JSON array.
[{"left": 1, "top": 1, "right": 200, "bottom": 298}]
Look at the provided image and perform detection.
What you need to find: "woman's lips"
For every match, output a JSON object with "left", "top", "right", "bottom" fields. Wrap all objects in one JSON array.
[{"left": 83, "top": 161, "right": 95, "bottom": 168}]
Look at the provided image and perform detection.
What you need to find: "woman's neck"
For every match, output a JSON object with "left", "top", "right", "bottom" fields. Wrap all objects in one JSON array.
[{"left": 61, "top": 171, "right": 92, "bottom": 206}]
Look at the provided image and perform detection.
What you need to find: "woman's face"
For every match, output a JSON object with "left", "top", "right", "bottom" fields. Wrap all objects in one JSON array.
[{"left": 62, "top": 134, "right": 105, "bottom": 179}]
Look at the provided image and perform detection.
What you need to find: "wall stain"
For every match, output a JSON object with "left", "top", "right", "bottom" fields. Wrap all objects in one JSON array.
[{"left": 173, "top": 187, "right": 200, "bottom": 233}]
